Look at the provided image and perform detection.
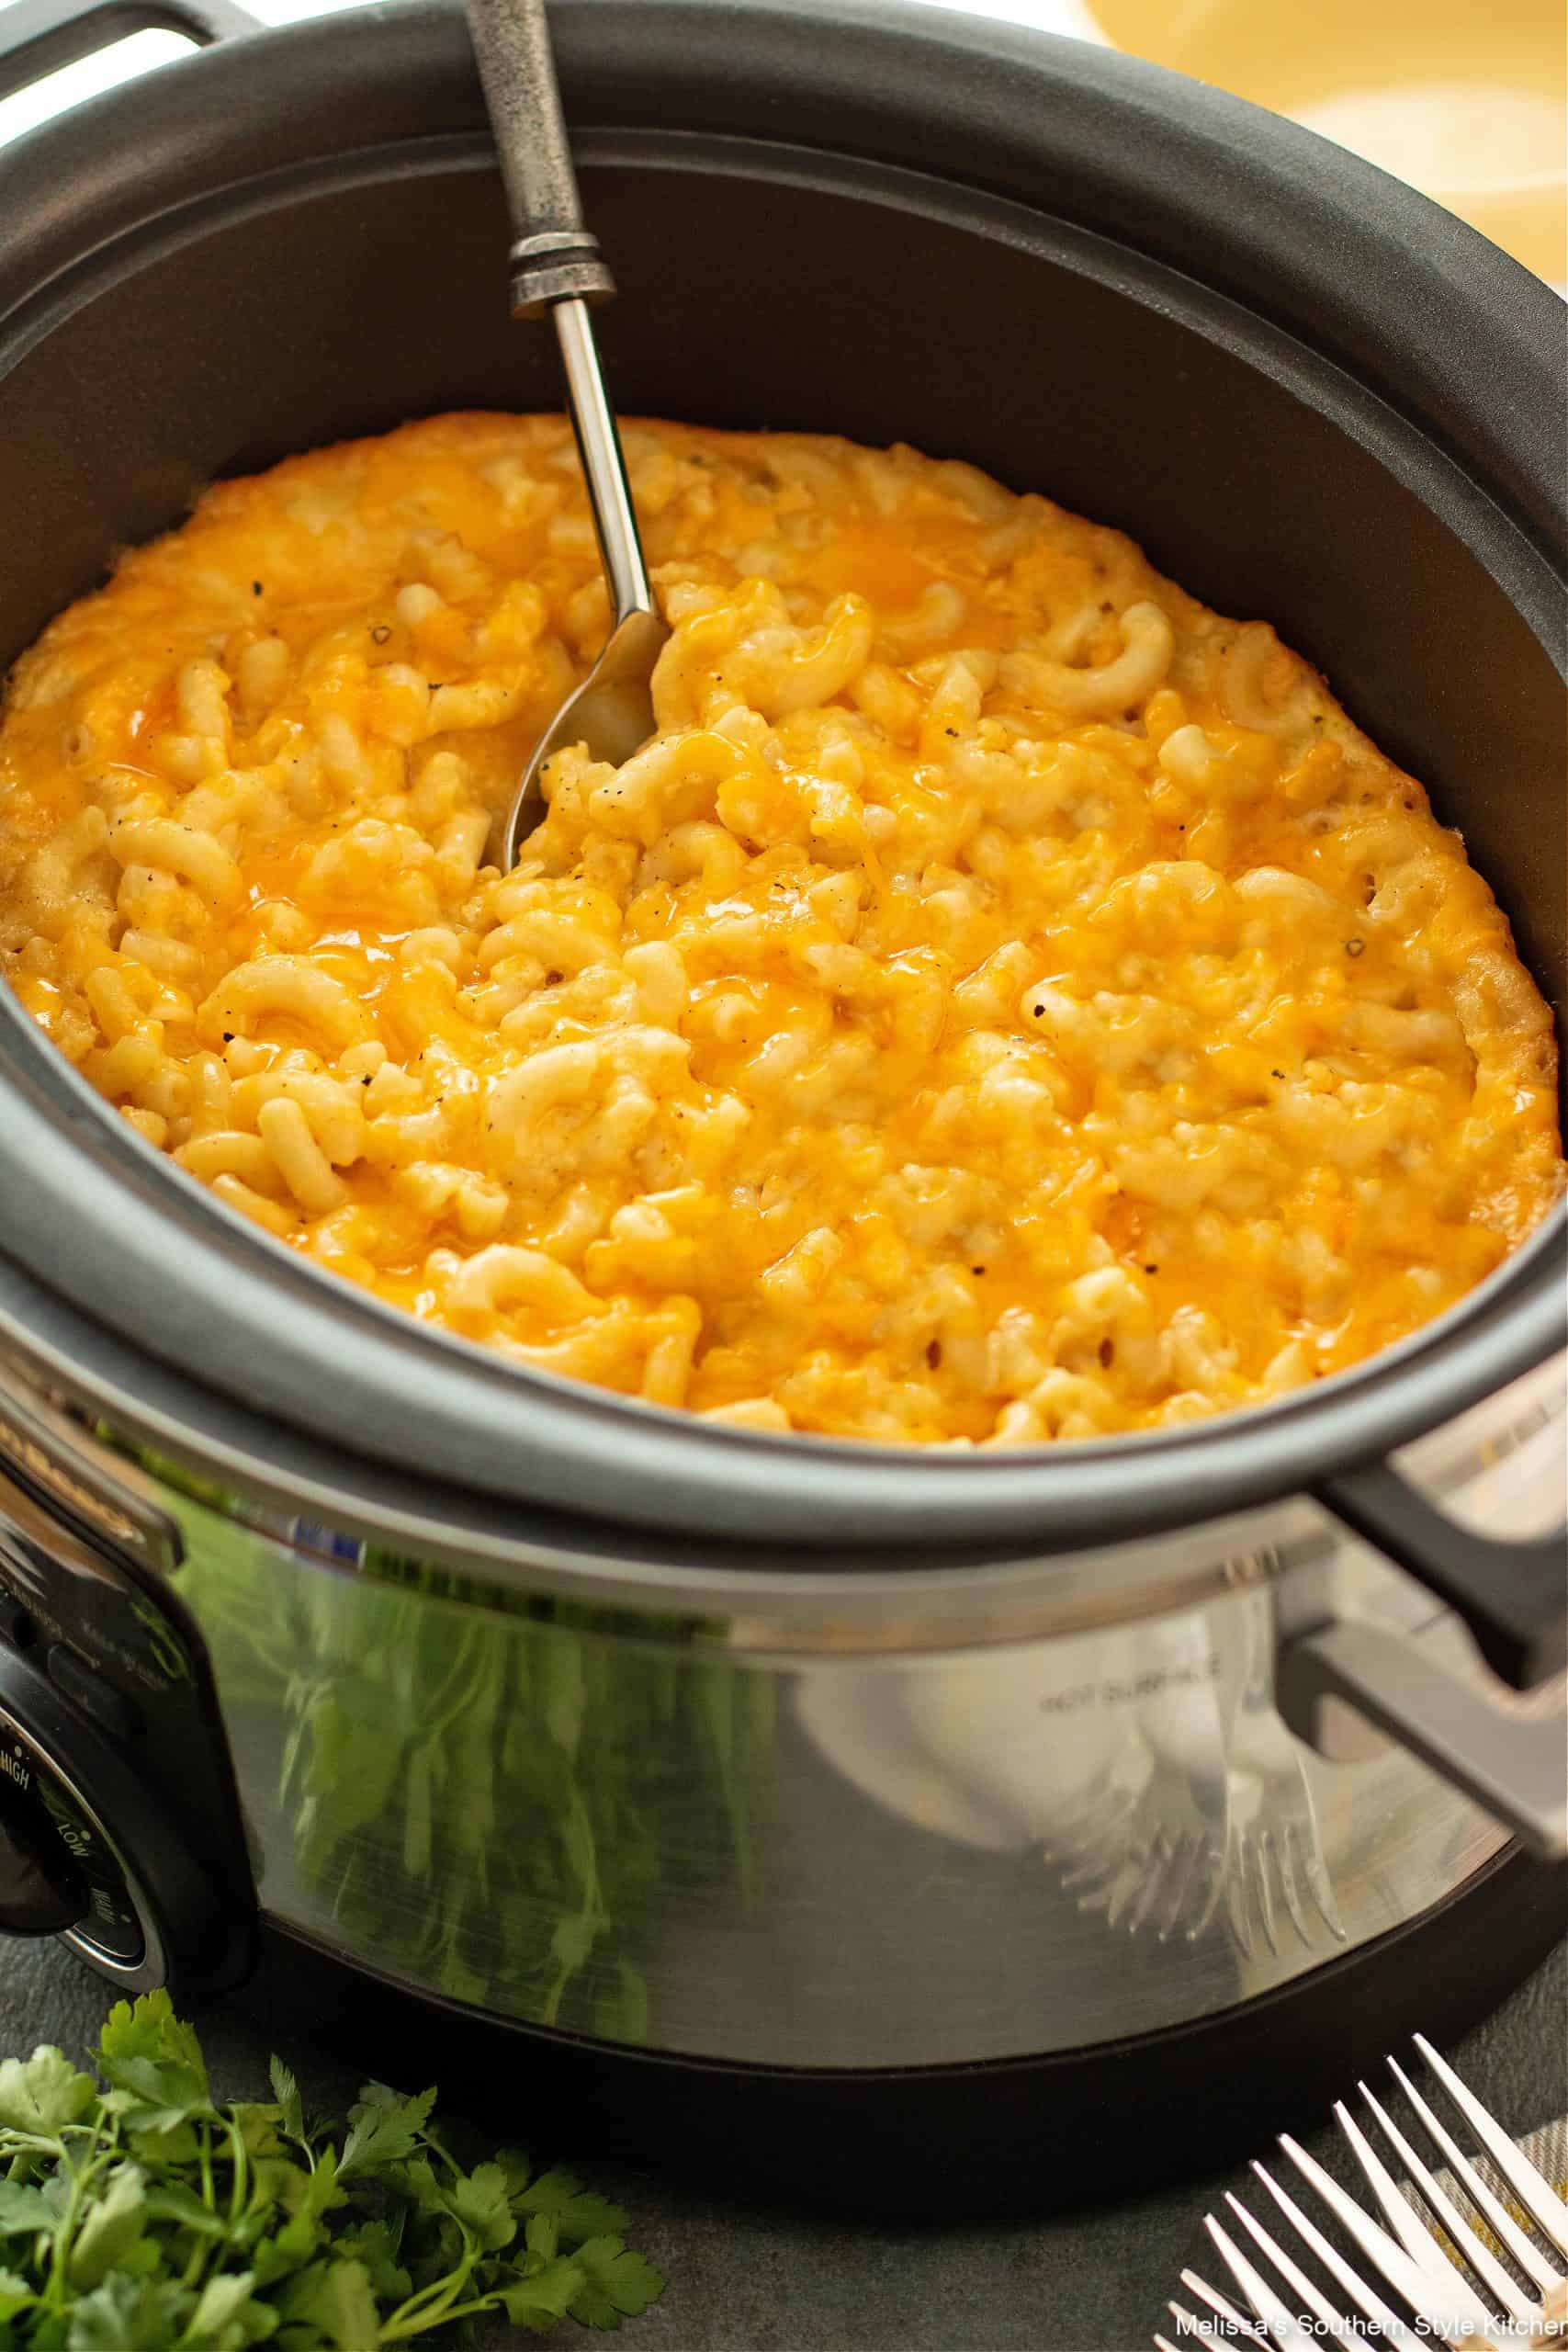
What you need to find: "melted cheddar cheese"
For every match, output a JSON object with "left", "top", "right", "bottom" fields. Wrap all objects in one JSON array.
[{"left": 0, "top": 415, "right": 1560, "bottom": 1443}]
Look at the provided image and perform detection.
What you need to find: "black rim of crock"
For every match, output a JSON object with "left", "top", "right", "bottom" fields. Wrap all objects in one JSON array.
[{"left": 0, "top": 0, "right": 1562, "bottom": 1552}]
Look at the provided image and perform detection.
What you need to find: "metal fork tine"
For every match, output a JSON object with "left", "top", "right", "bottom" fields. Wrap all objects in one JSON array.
[
  {"left": 1333, "top": 2098, "right": 1504, "bottom": 2331},
  {"left": 1388, "top": 2058, "right": 1562, "bottom": 2296},
  {"left": 1414, "top": 2035, "right": 1568, "bottom": 2256},
  {"left": 1060, "top": 1849, "right": 1123, "bottom": 1893},
  {"left": 1203, "top": 2213, "right": 1319, "bottom": 2349},
  {"left": 1280, "top": 2133, "right": 1496, "bottom": 2336},
  {"left": 1154, "top": 1847, "right": 1196, "bottom": 1940},
  {"left": 1182, "top": 1849, "right": 1227, "bottom": 1941},
  {"left": 1358, "top": 2081, "right": 1538, "bottom": 2324},
  {"left": 1254, "top": 1836, "right": 1280, "bottom": 1956},
  {"left": 1167, "top": 2292, "right": 1254, "bottom": 2352},
  {"left": 1337, "top": 2093, "right": 1449, "bottom": 2278},
  {"left": 1127, "top": 1831, "right": 1183, "bottom": 1933},
  {"left": 1162, "top": 2039, "right": 1564, "bottom": 2352},
  {"left": 1228, "top": 1866, "right": 1256, "bottom": 1959},
  {"left": 1251, "top": 2162, "right": 1408, "bottom": 2338},
  {"left": 1106, "top": 1858, "right": 1152, "bottom": 1928},
  {"left": 1296, "top": 1824, "right": 1346, "bottom": 1944},
  {"left": 1274, "top": 1824, "right": 1312, "bottom": 1951},
  {"left": 1177, "top": 2271, "right": 1270, "bottom": 2348},
  {"left": 1224, "top": 2193, "right": 1354, "bottom": 2335}
]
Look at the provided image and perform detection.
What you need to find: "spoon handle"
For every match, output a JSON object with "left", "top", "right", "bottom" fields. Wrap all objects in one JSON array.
[
  {"left": 466, "top": 0, "right": 654, "bottom": 624},
  {"left": 553, "top": 298, "right": 659, "bottom": 625},
  {"left": 466, "top": 0, "right": 615, "bottom": 316}
]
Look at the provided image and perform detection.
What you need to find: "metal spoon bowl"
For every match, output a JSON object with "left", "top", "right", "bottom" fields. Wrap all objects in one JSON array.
[{"left": 466, "top": 0, "right": 670, "bottom": 869}]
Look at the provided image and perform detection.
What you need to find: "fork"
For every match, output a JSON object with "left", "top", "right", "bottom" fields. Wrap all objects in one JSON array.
[
  {"left": 1048, "top": 1732, "right": 1228, "bottom": 1939},
  {"left": 1156, "top": 2034, "right": 1568, "bottom": 2348},
  {"left": 1046, "top": 1596, "right": 1344, "bottom": 1954},
  {"left": 1223, "top": 1594, "right": 1345, "bottom": 1960},
  {"left": 1043, "top": 1634, "right": 1230, "bottom": 1940}
]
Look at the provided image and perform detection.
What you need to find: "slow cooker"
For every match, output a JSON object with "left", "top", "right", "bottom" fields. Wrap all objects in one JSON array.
[{"left": 0, "top": 0, "right": 1563, "bottom": 2209}]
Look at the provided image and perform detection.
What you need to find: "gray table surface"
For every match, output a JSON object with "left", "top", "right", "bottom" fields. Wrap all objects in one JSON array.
[{"left": 1, "top": 1932, "right": 1562, "bottom": 2350}]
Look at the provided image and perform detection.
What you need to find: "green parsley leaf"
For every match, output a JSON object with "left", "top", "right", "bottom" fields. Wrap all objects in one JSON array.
[
  {"left": 274, "top": 2256, "right": 379, "bottom": 2349},
  {"left": 498, "top": 2257, "right": 585, "bottom": 2333},
  {"left": 141, "top": 2179, "right": 233, "bottom": 2240},
  {"left": 231, "top": 2103, "right": 284, "bottom": 2164},
  {"left": 567, "top": 2236, "right": 667, "bottom": 2330},
  {"left": 0, "top": 2265, "right": 37, "bottom": 2324},
  {"left": 119, "top": 2119, "right": 202, "bottom": 2168},
  {"left": 336, "top": 2084, "right": 436, "bottom": 2178},
  {"left": 329, "top": 2220, "right": 409, "bottom": 2304},
  {"left": 96, "top": 1993, "right": 209, "bottom": 2099},
  {"left": 67, "top": 2164, "right": 148, "bottom": 2289},
  {"left": 62, "top": 2270, "right": 187, "bottom": 2349},
  {"left": 94, "top": 1997, "right": 213, "bottom": 2138},
  {"left": 0, "top": 2047, "right": 96, "bottom": 2138},
  {"left": 178, "top": 2267, "right": 259, "bottom": 2346},
  {"left": 441, "top": 2162, "right": 516, "bottom": 2253},
  {"left": 0, "top": 2180, "right": 54, "bottom": 2236},
  {"left": 0, "top": 1994, "right": 663, "bottom": 2345},
  {"left": 249, "top": 2203, "right": 329, "bottom": 2291},
  {"left": 267, "top": 2057, "right": 303, "bottom": 2147},
  {"left": 383, "top": 2152, "right": 441, "bottom": 2222},
  {"left": 514, "top": 2170, "right": 628, "bottom": 2245}
]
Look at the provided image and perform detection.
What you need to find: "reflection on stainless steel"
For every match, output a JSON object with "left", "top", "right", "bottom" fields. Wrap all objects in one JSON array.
[
  {"left": 1223, "top": 1593, "right": 1345, "bottom": 1957},
  {"left": 1053, "top": 1747, "right": 1228, "bottom": 1944},
  {"left": 858, "top": 1594, "right": 1345, "bottom": 1961},
  {"left": 1043, "top": 1616, "right": 1230, "bottom": 1942},
  {"left": 159, "top": 1363, "right": 1558, "bottom": 2065},
  {"left": 1038, "top": 1596, "right": 1348, "bottom": 1958}
]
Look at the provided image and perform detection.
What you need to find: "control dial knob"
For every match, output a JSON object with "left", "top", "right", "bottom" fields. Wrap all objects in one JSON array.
[
  {"left": 0, "top": 1647, "right": 222, "bottom": 1993},
  {"left": 0, "top": 1747, "right": 85, "bottom": 1935}
]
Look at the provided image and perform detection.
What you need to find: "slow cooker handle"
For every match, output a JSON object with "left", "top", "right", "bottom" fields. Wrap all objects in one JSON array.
[
  {"left": 1277, "top": 1620, "right": 1567, "bottom": 1860},
  {"left": 1314, "top": 1462, "right": 1566, "bottom": 1690},
  {"left": 0, "top": 0, "right": 254, "bottom": 104}
]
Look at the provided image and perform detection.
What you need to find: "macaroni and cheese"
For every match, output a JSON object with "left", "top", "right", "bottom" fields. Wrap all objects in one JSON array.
[{"left": 0, "top": 415, "right": 1560, "bottom": 1443}]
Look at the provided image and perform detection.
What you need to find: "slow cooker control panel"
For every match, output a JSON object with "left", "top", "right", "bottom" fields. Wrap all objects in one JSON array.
[{"left": 0, "top": 1424, "right": 254, "bottom": 1995}]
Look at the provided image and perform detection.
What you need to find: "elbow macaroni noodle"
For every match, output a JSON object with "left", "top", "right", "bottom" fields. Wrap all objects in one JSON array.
[{"left": 0, "top": 414, "right": 1560, "bottom": 1443}]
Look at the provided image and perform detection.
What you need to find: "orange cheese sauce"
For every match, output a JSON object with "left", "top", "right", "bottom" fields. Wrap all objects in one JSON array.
[{"left": 0, "top": 415, "right": 1560, "bottom": 1444}]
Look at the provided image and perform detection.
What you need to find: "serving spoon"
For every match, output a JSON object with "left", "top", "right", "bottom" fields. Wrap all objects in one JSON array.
[{"left": 466, "top": 0, "right": 670, "bottom": 868}]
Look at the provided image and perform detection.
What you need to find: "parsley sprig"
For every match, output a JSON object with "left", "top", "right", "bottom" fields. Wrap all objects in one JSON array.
[{"left": 0, "top": 1991, "right": 663, "bottom": 2346}]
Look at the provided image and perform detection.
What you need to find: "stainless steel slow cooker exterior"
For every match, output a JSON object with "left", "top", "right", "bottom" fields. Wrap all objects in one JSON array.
[
  {"left": 1, "top": 1296, "right": 1564, "bottom": 2063},
  {"left": 0, "top": 0, "right": 1563, "bottom": 2199}
]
